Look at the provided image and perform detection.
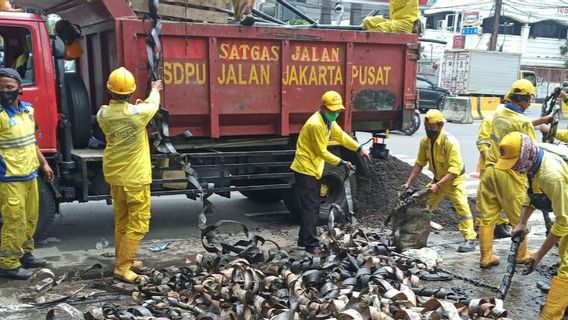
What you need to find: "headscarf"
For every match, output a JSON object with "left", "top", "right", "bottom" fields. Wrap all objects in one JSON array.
[{"left": 511, "top": 134, "right": 541, "bottom": 173}]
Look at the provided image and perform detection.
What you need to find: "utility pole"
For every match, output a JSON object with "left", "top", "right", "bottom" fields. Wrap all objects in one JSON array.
[{"left": 488, "top": 0, "right": 503, "bottom": 51}]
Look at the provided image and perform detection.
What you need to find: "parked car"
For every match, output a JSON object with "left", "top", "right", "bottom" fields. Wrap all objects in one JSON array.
[{"left": 417, "top": 76, "right": 451, "bottom": 113}]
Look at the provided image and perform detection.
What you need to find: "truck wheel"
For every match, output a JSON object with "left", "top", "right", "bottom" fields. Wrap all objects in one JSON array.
[
  {"left": 317, "top": 164, "right": 352, "bottom": 225},
  {"left": 283, "top": 165, "right": 355, "bottom": 225},
  {"left": 240, "top": 190, "right": 283, "bottom": 204},
  {"left": 34, "top": 179, "right": 57, "bottom": 241},
  {"left": 64, "top": 72, "right": 92, "bottom": 148},
  {"left": 0, "top": 179, "right": 57, "bottom": 243}
]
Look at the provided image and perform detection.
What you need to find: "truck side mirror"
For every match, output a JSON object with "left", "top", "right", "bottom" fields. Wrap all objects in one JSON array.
[{"left": 51, "top": 36, "right": 66, "bottom": 60}]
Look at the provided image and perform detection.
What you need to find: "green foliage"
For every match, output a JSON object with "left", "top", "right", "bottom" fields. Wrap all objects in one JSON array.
[
  {"left": 46, "top": 14, "right": 60, "bottom": 35},
  {"left": 289, "top": 19, "right": 309, "bottom": 25}
]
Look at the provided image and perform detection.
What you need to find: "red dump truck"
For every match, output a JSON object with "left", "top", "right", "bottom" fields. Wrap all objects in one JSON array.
[{"left": 3, "top": 0, "right": 418, "bottom": 238}]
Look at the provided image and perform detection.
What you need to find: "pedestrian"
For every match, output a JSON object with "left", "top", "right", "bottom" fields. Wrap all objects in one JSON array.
[
  {"left": 476, "top": 79, "right": 551, "bottom": 268},
  {"left": 97, "top": 67, "right": 162, "bottom": 283},
  {"left": 497, "top": 132, "right": 568, "bottom": 319},
  {"left": 402, "top": 109, "right": 476, "bottom": 252},
  {"left": 362, "top": 0, "right": 421, "bottom": 34},
  {"left": 290, "top": 91, "right": 370, "bottom": 255},
  {"left": 0, "top": 68, "right": 53, "bottom": 280},
  {"left": 475, "top": 102, "right": 511, "bottom": 239}
]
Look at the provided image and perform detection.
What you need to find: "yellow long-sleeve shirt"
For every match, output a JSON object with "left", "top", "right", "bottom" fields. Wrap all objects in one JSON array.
[
  {"left": 415, "top": 130, "right": 464, "bottom": 181},
  {"left": 0, "top": 101, "right": 38, "bottom": 182},
  {"left": 291, "top": 111, "right": 359, "bottom": 179},
  {"left": 97, "top": 90, "right": 160, "bottom": 186},
  {"left": 532, "top": 152, "right": 568, "bottom": 237},
  {"left": 487, "top": 105, "right": 537, "bottom": 166},
  {"left": 554, "top": 129, "right": 568, "bottom": 143}
]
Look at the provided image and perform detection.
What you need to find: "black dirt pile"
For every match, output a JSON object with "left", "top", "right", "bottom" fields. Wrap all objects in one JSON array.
[{"left": 355, "top": 156, "right": 479, "bottom": 231}]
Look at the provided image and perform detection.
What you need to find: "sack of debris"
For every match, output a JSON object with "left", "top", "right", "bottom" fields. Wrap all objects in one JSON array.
[{"left": 392, "top": 188, "right": 431, "bottom": 252}]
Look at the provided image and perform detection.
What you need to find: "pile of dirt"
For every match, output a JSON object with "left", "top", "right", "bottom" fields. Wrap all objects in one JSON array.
[{"left": 354, "top": 156, "right": 479, "bottom": 231}]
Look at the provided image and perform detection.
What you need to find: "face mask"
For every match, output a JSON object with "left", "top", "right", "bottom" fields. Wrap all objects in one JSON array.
[
  {"left": 425, "top": 129, "right": 439, "bottom": 138},
  {"left": 0, "top": 90, "right": 19, "bottom": 108},
  {"left": 324, "top": 111, "right": 340, "bottom": 122}
]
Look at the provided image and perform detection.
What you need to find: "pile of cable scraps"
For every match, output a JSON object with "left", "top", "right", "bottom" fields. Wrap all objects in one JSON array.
[{"left": 46, "top": 216, "right": 511, "bottom": 319}]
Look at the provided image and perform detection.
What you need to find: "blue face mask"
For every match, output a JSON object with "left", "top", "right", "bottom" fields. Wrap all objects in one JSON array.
[{"left": 324, "top": 111, "right": 340, "bottom": 122}]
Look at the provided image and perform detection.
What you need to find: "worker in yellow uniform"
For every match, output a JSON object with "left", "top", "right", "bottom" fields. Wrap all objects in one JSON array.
[
  {"left": 363, "top": 0, "right": 420, "bottom": 34},
  {"left": 497, "top": 132, "right": 568, "bottom": 319},
  {"left": 475, "top": 103, "right": 511, "bottom": 239},
  {"left": 477, "top": 79, "right": 552, "bottom": 268},
  {"left": 232, "top": 0, "right": 255, "bottom": 25},
  {"left": 291, "top": 91, "right": 370, "bottom": 255},
  {"left": 0, "top": 68, "right": 53, "bottom": 280},
  {"left": 97, "top": 67, "right": 162, "bottom": 283},
  {"left": 403, "top": 110, "right": 477, "bottom": 252}
]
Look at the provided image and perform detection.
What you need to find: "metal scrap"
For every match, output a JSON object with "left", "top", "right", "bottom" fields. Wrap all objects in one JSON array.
[{"left": 43, "top": 207, "right": 512, "bottom": 319}]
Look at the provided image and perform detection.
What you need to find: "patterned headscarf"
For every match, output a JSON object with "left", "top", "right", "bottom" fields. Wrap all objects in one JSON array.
[{"left": 511, "top": 134, "right": 540, "bottom": 173}]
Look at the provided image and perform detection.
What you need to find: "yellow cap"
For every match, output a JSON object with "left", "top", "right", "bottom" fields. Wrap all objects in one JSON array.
[
  {"left": 495, "top": 132, "right": 523, "bottom": 170},
  {"left": 503, "top": 91, "right": 511, "bottom": 102},
  {"left": 107, "top": 67, "right": 136, "bottom": 95},
  {"left": 509, "top": 79, "right": 535, "bottom": 97},
  {"left": 424, "top": 109, "right": 446, "bottom": 124},
  {"left": 321, "top": 91, "right": 345, "bottom": 112}
]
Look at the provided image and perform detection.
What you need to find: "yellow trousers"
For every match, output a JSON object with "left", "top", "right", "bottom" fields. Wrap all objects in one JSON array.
[
  {"left": 428, "top": 175, "right": 477, "bottom": 240},
  {"left": 558, "top": 235, "right": 568, "bottom": 279},
  {"left": 232, "top": 0, "right": 254, "bottom": 21},
  {"left": 111, "top": 185, "right": 151, "bottom": 241},
  {"left": 362, "top": 17, "right": 415, "bottom": 33},
  {"left": 477, "top": 166, "right": 527, "bottom": 226},
  {"left": 0, "top": 179, "right": 39, "bottom": 269},
  {"left": 476, "top": 162, "right": 509, "bottom": 226}
]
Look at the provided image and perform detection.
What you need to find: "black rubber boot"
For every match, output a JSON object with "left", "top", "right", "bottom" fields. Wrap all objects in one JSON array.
[
  {"left": 0, "top": 266, "right": 32, "bottom": 280},
  {"left": 20, "top": 252, "right": 47, "bottom": 268},
  {"left": 457, "top": 239, "right": 476, "bottom": 252},
  {"left": 494, "top": 224, "right": 512, "bottom": 239}
]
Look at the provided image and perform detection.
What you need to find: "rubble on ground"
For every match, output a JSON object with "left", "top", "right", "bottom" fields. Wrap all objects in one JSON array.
[
  {"left": 38, "top": 216, "right": 509, "bottom": 319},
  {"left": 355, "top": 156, "right": 479, "bottom": 231}
]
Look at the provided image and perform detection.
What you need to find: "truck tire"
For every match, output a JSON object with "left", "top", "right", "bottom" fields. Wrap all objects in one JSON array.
[
  {"left": 283, "top": 164, "right": 355, "bottom": 225},
  {"left": 64, "top": 72, "right": 92, "bottom": 148},
  {"left": 35, "top": 179, "right": 57, "bottom": 241},
  {"left": 317, "top": 164, "right": 351, "bottom": 225},
  {"left": 240, "top": 190, "right": 283, "bottom": 204},
  {"left": 0, "top": 179, "right": 57, "bottom": 243}
]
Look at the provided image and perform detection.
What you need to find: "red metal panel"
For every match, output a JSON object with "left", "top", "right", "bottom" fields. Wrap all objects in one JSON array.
[
  {"left": 118, "top": 21, "right": 418, "bottom": 137},
  {"left": 280, "top": 41, "right": 290, "bottom": 136},
  {"left": 209, "top": 37, "right": 220, "bottom": 138}
]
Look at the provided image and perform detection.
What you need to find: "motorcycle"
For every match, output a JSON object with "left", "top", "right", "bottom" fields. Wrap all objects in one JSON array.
[{"left": 401, "top": 109, "right": 421, "bottom": 136}]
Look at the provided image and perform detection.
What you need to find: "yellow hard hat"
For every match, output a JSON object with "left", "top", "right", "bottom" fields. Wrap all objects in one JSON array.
[
  {"left": 509, "top": 79, "right": 535, "bottom": 97},
  {"left": 107, "top": 67, "right": 136, "bottom": 95},
  {"left": 424, "top": 109, "right": 446, "bottom": 124},
  {"left": 321, "top": 91, "right": 345, "bottom": 112},
  {"left": 495, "top": 132, "right": 523, "bottom": 170}
]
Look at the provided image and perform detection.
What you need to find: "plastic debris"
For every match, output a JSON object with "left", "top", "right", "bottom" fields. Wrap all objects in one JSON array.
[
  {"left": 149, "top": 242, "right": 170, "bottom": 252},
  {"left": 38, "top": 237, "right": 62, "bottom": 245},
  {"left": 95, "top": 238, "right": 110, "bottom": 250}
]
